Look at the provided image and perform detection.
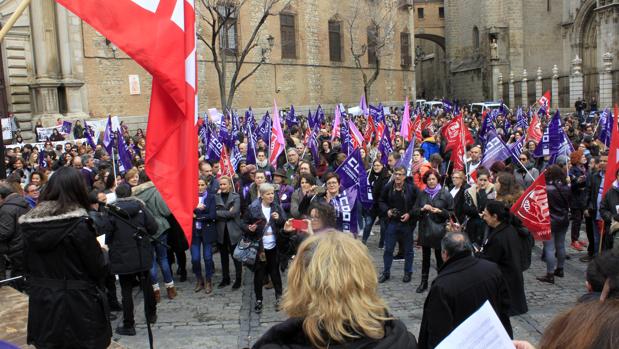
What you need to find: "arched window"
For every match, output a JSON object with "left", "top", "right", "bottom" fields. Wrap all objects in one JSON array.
[
  {"left": 473, "top": 26, "right": 480, "bottom": 49},
  {"left": 328, "top": 19, "right": 342, "bottom": 62}
]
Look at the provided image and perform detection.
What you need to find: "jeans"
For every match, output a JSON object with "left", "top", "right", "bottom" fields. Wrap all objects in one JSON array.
[
  {"left": 119, "top": 272, "right": 156, "bottom": 328},
  {"left": 254, "top": 248, "right": 282, "bottom": 301},
  {"left": 150, "top": 233, "right": 174, "bottom": 285},
  {"left": 383, "top": 222, "right": 414, "bottom": 275},
  {"left": 421, "top": 247, "right": 443, "bottom": 279},
  {"left": 543, "top": 224, "right": 568, "bottom": 273},
  {"left": 190, "top": 231, "right": 214, "bottom": 280}
]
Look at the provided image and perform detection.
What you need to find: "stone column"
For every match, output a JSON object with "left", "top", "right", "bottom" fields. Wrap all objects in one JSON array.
[
  {"left": 497, "top": 73, "right": 503, "bottom": 101},
  {"left": 55, "top": 3, "right": 86, "bottom": 116},
  {"left": 599, "top": 52, "right": 613, "bottom": 108},
  {"left": 521, "top": 69, "right": 528, "bottom": 107},
  {"left": 536, "top": 67, "right": 543, "bottom": 99},
  {"left": 569, "top": 55, "right": 583, "bottom": 108},
  {"left": 407, "top": 4, "right": 416, "bottom": 100},
  {"left": 508, "top": 71, "right": 515, "bottom": 109},
  {"left": 552, "top": 65, "right": 559, "bottom": 109},
  {"left": 29, "top": 0, "right": 61, "bottom": 118}
]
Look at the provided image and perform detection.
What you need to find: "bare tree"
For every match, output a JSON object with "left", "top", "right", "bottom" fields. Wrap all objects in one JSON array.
[
  {"left": 197, "top": 0, "right": 291, "bottom": 111},
  {"left": 345, "top": 0, "right": 398, "bottom": 102}
]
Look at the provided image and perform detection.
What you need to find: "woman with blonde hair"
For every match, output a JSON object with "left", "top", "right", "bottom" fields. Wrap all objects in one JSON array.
[{"left": 253, "top": 231, "right": 417, "bottom": 348}]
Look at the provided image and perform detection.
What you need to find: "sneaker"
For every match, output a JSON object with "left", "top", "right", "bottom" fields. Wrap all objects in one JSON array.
[
  {"left": 115, "top": 325, "right": 136, "bottom": 336},
  {"left": 275, "top": 297, "right": 281, "bottom": 312},
  {"left": 570, "top": 241, "right": 584, "bottom": 251},
  {"left": 254, "top": 300, "right": 263, "bottom": 314},
  {"left": 393, "top": 254, "right": 405, "bottom": 261}
]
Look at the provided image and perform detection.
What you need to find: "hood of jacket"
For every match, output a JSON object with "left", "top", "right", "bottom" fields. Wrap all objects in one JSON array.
[
  {"left": 18, "top": 201, "right": 89, "bottom": 252},
  {"left": 1, "top": 193, "right": 29, "bottom": 211},
  {"left": 132, "top": 181, "right": 155, "bottom": 198},
  {"left": 113, "top": 197, "right": 146, "bottom": 217}
]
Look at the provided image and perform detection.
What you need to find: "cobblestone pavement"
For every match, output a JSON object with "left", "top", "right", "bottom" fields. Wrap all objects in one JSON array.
[{"left": 113, "top": 227, "right": 588, "bottom": 349}]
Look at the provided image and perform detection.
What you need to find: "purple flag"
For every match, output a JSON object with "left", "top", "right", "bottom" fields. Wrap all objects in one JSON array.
[
  {"left": 442, "top": 99, "right": 453, "bottom": 114},
  {"left": 316, "top": 105, "right": 325, "bottom": 126},
  {"left": 396, "top": 137, "right": 416, "bottom": 173},
  {"left": 62, "top": 121, "right": 72, "bottom": 135},
  {"left": 480, "top": 129, "right": 512, "bottom": 169},
  {"left": 206, "top": 130, "right": 224, "bottom": 162},
  {"left": 378, "top": 124, "right": 393, "bottom": 165},
  {"left": 38, "top": 150, "right": 48, "bottom": 169},
  {"left": 509, "top": 136, "right": 526, "bottom": 163},
  {"left": 331, "top": 186, "right": 358, "bottom": 235},
  {"left": 202, "top": 122, "right": 212, "bottom": 157},
  {"left": 230, "top": 144, "right": 243, "bottom": 171},
  {"left": 257, "top": 111, "right": 271, "bottom": 143},
  {"left": 515, "top": 107, "right": 528, "bottom": 130},
  {"left": 549, "top": 131, "right": 575, "bottom": 165},
  {"left": 308, "top": 125, "right": 320, "bottom": 167},
  {"left": 103, "top": 115, "right": 114, "bottom": 156},
  {"left": 244, "top": 109, "right": 256, "bottom": 134},
  {"left": 246, "top": 126, "right": 257, "bottom": 165},
  {"left": 83, "top": 121, "right": 97, "bottom": 149},
  {"left": 598, "top": 108, "right": 612, "bottom": 147},
  {"left": 116, "top": 131, "right": 133, "bottom": 173},
  {"left": 479, "top": 109, "right": 498, "bottom": 147},
  {"left": 220, "top": 114, "right": 231, "bottom": 149},
  {"left": 340, "top": 115, "right": 353, "bottom": 155},
  {"left": 285, "top": 105, "right": 298, "bottom": 128},
  {"left": 335, "top": 148, "right": 371, "bottom": 209},
  {"left": 534, "top": 110, "right": 564, "bottom": 158},
  {"left": 360, "top": 94, "right": 368, "bottom": 116},
  {"left": 369, "top": 104, "right": 384, "bottom": 124}
]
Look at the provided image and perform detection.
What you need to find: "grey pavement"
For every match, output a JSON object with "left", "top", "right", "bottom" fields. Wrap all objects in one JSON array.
[{"left": 113, "top": 226, "right": 589, "bottom": 349}]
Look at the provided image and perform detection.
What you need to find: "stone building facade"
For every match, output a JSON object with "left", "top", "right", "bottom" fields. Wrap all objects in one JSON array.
[
  {"left": 0, "top": 0, "right": 419, "bottom": 141},
  {"left": 444, "top": 0, "right": 618, "bottom": 109},
  {"left": 413, "top": 0, "right": 446, "bottom": 100}
]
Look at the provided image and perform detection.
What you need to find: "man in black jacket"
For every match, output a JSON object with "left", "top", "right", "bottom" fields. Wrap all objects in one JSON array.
[
  {"left": 106, "top": 184, "right": 159, "bottom": 336},
  {"left": 583, "top": 155, "right": 607, "bottom": 261},
  {"left": 378, "top": 166, "right": 418, "bottom": 283},
  {"left": 418, "top": 233, "right": 512, "bottom": 349},
  {"left": 0, "top": 184, "right": 30, "bottom": 290}
]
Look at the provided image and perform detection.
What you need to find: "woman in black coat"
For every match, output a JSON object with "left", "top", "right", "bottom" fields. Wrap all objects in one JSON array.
[
  {"left": 19, "top": 167, "right": 111, "bottom": 349},
  {"left": 463, "top": 168, "right": 496, "bottom": 246},
  {"left": 191, "top": 176, "right": 218, "bottom": 294},
  {"left": 448, "top": 169, "right": 469, "bottom": 225},
  {"left": 479, "top": 200, "right": 528, "bottom": 316},
  {"left": 362, "top": 159, "right": 391, "bottom": 246},
  {"left": 412, "top": 169, "right": 454, "bottom": 293}
]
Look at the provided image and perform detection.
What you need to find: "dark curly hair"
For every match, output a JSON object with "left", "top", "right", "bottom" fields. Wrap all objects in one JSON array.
[
  {"left": 422, "top": 169, "right": 440, "bottom": 184},
  {"left": 308, "top": 201, "right": 337, "bottom": 229}
]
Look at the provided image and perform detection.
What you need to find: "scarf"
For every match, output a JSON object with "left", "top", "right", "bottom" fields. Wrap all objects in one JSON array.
[
  {"left": 412, "top": 159, "right": 427, "bottom": 175},
  {"left": 425, "top": 183, "right": 442, "bottom": 200}
]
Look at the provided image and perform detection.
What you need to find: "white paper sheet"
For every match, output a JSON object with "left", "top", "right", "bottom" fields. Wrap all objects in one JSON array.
[{"left": 436, "top": 301, "right": 514, "bottom": 349}]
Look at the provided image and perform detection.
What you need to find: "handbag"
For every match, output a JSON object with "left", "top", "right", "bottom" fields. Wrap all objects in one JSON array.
[{"left": 233, "top": 236, "right": 260, "bottom": 265}]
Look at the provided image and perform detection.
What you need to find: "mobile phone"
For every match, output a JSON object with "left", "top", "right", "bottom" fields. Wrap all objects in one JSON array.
[{"left": 291, "top": 219, "right": 308, "bottom": 230}]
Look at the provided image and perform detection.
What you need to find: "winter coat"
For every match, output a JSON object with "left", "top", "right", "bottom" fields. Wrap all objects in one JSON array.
[
  {"left": 276, "top": 183, "right": 294, "bottom": 213},
  {"left": 105, "top": 197, "right": 158, "bottom": 274},
  {"left": 132, "top": 182, "right": 171, "bottom": 238},
  {"left": 569, "top": 165, "right": 589, "bottom": 210},
  {"left": 546, "top": 181, "right": 571, "bottom": 227},
  {"left": 19, "top": 201, "right": 111, "bottom": 349},
  {"left": 242, "top": 198, "right": 286, "bottom": 253},
  {"left": 514, "top": 166, "right": 539, "bottom": 189},
  {"left": 379, "top": 181, "right": 418, "bottom": 226},
  {"left": 600, "top": 185, "right": 619, "bottom": 240},
  {"left": 420, "top": 137, "right": 440, "bottom": 161},
  {"left": 215, "top": 192, "right": 243, "bottom": 245},
  {"left": 587, "top": 170, "right": 604, "bottom": 213},
  {"left": 418, "top": 252, "right": 513, "bottom": 349},
  {"left": 194, "top": 191, "right": 217, "bottom": 244},
  {"left": 0, "top": 193, "right": 30, "bottom": 268},
  {"left": 450, "top": 183, "right": 469, "bottom": 225},
  {"left": 463, "top": 185, "right": 496, "bottom": 246},
  {"left": 253, "top": 317, "right": 417, "bottom": 349},
  {"left": 413, "top": 188, "right": 454, "bottom": 249},
  {"left": 479, "top": 222, "right": 528, "bottom": 316}
]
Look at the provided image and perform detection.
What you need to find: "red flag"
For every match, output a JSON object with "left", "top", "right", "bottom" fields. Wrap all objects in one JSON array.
[
  {"left": 219, "top": 146, "right": 235, "bottom": 178},
  {"left": 57, "top": 0, "right": 198, "bottom": 242},
  {"left": 538, "top": 90, "right": 551, "bottom": 115},
  {"left": 511, "top": 172, "right": 551, "bottom": 240},
  {"left": 442, "top": 115, "right": 473, "bottom": 152},
  {"left": 450, "top": 140, "right": 465, "bottom": 171},
  {"left": 421, "top": 117, "right": 434, "bottom": 134},
  {"left": 602, "top": 104, "right": 619, "bottom": 198},
  {"left": 364, "top": 115, "right": 375, "bottom": 144},
  {"left": 526, "top": 113, "right": 543, "bottom": 144},
  {"left": 269, "top": 100, "right": 286, "bottom": 167},
  {"left": 412, "top": 115, "right": 423, "bottom": 141}
]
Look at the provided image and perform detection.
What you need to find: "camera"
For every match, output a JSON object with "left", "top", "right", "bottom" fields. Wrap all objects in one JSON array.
[{"left": 390, "top": 208, "right": 403, "bottom": 220}]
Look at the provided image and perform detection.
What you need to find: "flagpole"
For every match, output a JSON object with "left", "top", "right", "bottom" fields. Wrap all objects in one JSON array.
[
  {"left": 111, "top": 148, "right": 118, "bottom": 180},
  {"left": 443, "top": 159, "right": 451, "bottom": 187},
  {"left": 592, "top": 113, "right": 603, "bottom": 137},
  {"left": 0, "top": 0, "right": 32, "bottom": 42}
]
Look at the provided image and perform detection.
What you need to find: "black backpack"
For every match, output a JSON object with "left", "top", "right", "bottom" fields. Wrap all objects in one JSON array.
[{"left": 515, "top": 223, "right": 534, "bottom": 271}]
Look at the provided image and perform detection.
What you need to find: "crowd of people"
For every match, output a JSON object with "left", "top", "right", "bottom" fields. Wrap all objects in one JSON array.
[{"left": 1, "top": 101, "right": 619, "bottom": 349}]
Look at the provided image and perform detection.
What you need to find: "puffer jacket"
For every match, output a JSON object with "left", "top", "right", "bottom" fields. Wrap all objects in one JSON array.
[
  {"left": 106, "top": 197, "right": 158, "bottom": 274},
  {"left": 19, "top": 201, "right": 111, "bottom": 349},
  {"left": 132, "top": 181, "right": 171, "bottom": 238},
  {"left": 546, "top": 181, "right": 571, "bottom": 227},
  {"left": 0, "top": 193, "right": 30, "bottom": 267}
]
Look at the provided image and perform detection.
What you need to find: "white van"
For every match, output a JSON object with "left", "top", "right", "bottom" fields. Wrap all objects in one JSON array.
[{"left": 469, "top": 101, "right": 511, "bottom": 115}]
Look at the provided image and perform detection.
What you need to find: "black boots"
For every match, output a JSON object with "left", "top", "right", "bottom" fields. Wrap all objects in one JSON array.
[
  {"left": 416, "top": 275, "right": 428, "bottom": 293},
  {"left": 403, "top": 272, "right": 412, "bottom": 283},
  {"left": 554, "top": 268, "right": 564, "bottom": 278},
  {"left": 378, "top": 273, "right": 390, "bottom": 283},
  {"left": 537, "top": 273, "right": 555, "bottom": 284}
]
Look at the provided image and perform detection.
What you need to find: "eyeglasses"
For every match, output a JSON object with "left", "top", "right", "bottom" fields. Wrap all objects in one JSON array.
[{"left": 326, "top": 181, "right": 338, "bottom": 186}]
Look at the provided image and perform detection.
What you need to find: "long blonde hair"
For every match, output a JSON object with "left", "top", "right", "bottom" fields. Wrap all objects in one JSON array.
[{"left": 281, "top": 231, "right": 391, "bottom": 348}]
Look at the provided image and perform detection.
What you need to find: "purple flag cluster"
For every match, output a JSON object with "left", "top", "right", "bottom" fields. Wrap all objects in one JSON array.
[{"left": 480, "top": 129, "right": 513, "bottom": 169}]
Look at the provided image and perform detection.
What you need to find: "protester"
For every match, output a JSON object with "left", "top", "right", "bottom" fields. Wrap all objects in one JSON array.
[
  {"left": 243, "top": 183, "right": 286, "bottom": 314},
  {"left": 479, "top": 200, "right": 528, "bottom": 315},
  {"left": 411, "top": 149, "right": 431, "bottom": 190},
  {"left": 514, "top": 151, "right": 539, "bottom": 188},
  {"left": 0, "top": 184, "right": 30, "bottom": 289},
  {"left": 215, "top": 176, "right": 243, "bottom": 289},
  {"left": 363, "top": 159, "right": 390, "bottom": 246},
  {"left": 132, "top": 171, "right": 176, "bottom": 301},
  {"left": 449, "top": 169, "right": 469, "bottom": 224},
  {"left": 582, "top": 155, "right": 607, "bottom": 261},
  {"left": 191, "top": 176, "right": 217, "bottom": 294},
  {"left": 463, "top": 167, "right": 495, "bottom": 246},
  {"left": 418, "top": 233, "right": 512, "bottom": 349},
  {"left": 19, "top": 167, "right": 111, "bottom": 348},
  {"left": 538, "top": 165, "right": 571, "bottom": 283},
  {"left": 253, "top": 232, "right": 418, "bottom": 348},
  {"left": 413, "top": 169, "right": 454, "bottom": 293},
  {"left": 600, "top": 167, "right": 619, "bottom": 251},
  {"left": 568, "top": 149, "right": 589, "bottom": 251},
  {"left": 106, "top": 184, "right": 158, "bottom": 336}
]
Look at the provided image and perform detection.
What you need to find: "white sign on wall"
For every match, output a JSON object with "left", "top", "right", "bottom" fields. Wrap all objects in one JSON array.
[
  {"left": 129, "top": 74, "right": 141, "bottom": 95},
  {"left": 1, "top": 118, "right": 11, "bottom": 140}
]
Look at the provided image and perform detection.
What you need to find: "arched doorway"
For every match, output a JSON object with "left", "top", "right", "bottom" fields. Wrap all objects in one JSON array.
[
  {"left": 414, "top": 34, "right": 446, "bottom": 100},
  {"left": 581, "top": 9, "right": 598, "bottom": 103}
]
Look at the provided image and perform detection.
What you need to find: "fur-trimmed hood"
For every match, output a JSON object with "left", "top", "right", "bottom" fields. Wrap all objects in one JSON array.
[
  {"left": 131, "top": 181, "right": 155, "bottom": 197},
  {"left": 18, "top": 201, "right": 88, "bottom": 224},
  {"left": 19, "top": 201, "right": 91, "bottom": 252}
]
